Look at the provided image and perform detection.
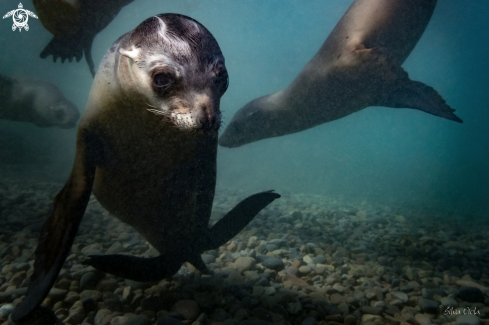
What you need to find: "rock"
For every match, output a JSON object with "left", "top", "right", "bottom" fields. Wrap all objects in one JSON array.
[
  {"left": 261, "top": 257, "right": 284, "bottom": 271},
  {"left": 281, "top": 274, "right": 310, "bottom": 288},
  {"left": 418, "top": 298, "right": 440, "bottom": 314},
  {"left": 171, "top": 300, "right": 200, "bottom": 320},
  {"left": 94, "top": 309, "right": 112, "bottom": 325},
  {"left": 234, "top": 257, "right": 255, "bottom": 272},
  {"left": 0, "top": 304, "right": 13, "bottom": 318},
  {"left": 48, "top": 288, "right": 67, "bottom": 303},
  {"left": 454, "top": 315, "right": 481, "bottom": 325},
  {"left": 458, "top": 286, "right": 484, "bottom": 302},
  {"left": 106, "top": 242, "right": 123, "bottom": 255},
  {"left": 344, "top": 315, "right": 356, "bottom": 325},
  {"left": 456, "top": 280, "right": 488, "bottom": 293},
  {"left": 125, "top": 315, "right": 152, "bottom": 325},
  {"left": 332, "top": 284, "right": 346, "bottom": 293},
  {"left": 156, "top": 317, "right": 185, "bottom": 325},
  {"left": 65, "top": 301, "right": 86, "bottom": 325},
  {"left": 105, "top": 298, "right": 123, "bottom": 312},
  {"left": 82, "top": 297, "right": 98, "bottom": 313},
  {"left": 359, "top": 306, "right": 383, "bottom": 315},
  {"left": 361, "top": 314, "right": 384, "bottom": 323},
  {"left": 298, "top": 266, "right": 311, "bottom": 275},
  {"left": 201, "top": 254, "right": 215, "bottom": 264},
  {"left": 80, "top": 290, "right": 102, "bottom": 302},
  {"left": 391, "top": 291, "right": 409, "bottom": 303},
  {"left": 440, "top": 296, "right": 458, "bottom": 308},
  {"left": 210, "top": 308, "right": 231, "bottom": 321},
  {"left": 80, "top": 272, "right": 99, "bottom": 290},
  {"left": 415, "top": 313, "right": 432, "bottom": 325},
  {"left": 287, "top": 302, "right": 302, "bottom": 315},
  {"left": 140, "top": 295, "right": 163, "bottom": 313},
  {"left": 81, "top": 243, "right": 103, "bottom": 255},
  {"left": 111, "top": 316, "right": 129, "bottom": 325},
  {"left": 193, "top": 292, "right": 214, "bottom": 309},
  {"left": 97, "top": 278, "right": 118, "bottom": 292},
  {"left": 301, "top": 317, "right": 317, "bottom": 325}
]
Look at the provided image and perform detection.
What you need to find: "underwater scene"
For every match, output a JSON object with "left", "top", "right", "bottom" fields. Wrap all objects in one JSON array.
[{"left": 0, "top": 0, "right": 488, "bottom": 324}]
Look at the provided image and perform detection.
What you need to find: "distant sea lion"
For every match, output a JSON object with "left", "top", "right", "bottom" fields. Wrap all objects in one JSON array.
[
  {"left": 12, "top": 14, "right": 280, "bottom": 322},
  {"left": 219, "top": 0, "right": 462, "bottom": 148},
  {"left": 32, "top": 0, "right": 135, "bottom": 77},
  {"left": 0, "top": 73, "right": 79, "bottom": 128}
]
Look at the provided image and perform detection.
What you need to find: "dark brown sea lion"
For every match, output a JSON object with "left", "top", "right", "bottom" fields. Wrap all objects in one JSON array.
[
  {"left": 219, "top": 0, "right": 462, "bottom": 148},
  {"left": 12, "top": 13, "right": 280, "bottom": 322},
  {"left": 32, "top": 0, "right": 135, "bottom": 77},
  {"left": 0, "top": 73, "right": 79, "bottom": 128}
]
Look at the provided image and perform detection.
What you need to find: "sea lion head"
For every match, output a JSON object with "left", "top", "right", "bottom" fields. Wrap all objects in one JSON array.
[
  {"left": 31, "top": 82, "right": 80, "bottom": 129},
  {"left": 118, "top": 14, "right": 228, "bottom": 133}
]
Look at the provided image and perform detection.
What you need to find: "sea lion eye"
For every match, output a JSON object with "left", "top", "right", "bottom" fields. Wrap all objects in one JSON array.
[{"left": 152, "top": 73, "right": 173, "bottom": 88}]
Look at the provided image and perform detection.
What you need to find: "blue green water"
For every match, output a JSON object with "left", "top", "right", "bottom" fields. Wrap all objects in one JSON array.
[{"left": 0, "top": 0, "right": 487, "bottom": 216}]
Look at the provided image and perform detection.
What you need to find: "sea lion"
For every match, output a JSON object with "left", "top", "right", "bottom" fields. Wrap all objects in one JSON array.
[
  {"left": 12, "top": 13, "right": 280, "bottom": 322},
  {"left": 0, "top": 73, "right": 79, "bottom": 128},
  {"left": 32, "top": 0, "right": 135, "bottom": 77},
  {"left": 219, "top": 0, "right": 462, "bottom": 148}
]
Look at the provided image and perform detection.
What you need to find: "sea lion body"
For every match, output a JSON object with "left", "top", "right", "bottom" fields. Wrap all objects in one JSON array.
[
  {"left": 219, "top": 0, "right": 462, "bottom": 148},
  {"left": 89, "top": 35, "right": 217, "bottom": 253},
  {"left": 13, "top": 14, "right": 279, "bottom": 322},
  {"left": 0, "top": 74, "right": 79, "bottom": 128}
]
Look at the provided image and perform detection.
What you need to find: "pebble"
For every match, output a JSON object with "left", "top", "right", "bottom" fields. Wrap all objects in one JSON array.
[
  {"left": 418, "top": 298, "right": 440, "bottom": 314},
  {"left": 261, "top": 257, "right": 284, "bottom": 271},
  {"left": 454, "top": 315, "right": 481, "bottom": 325},
  {"left": 458, "top": 286, "right": 484, "bottom": 302},
  {"left": 234, "top": 256, "right": 255, "bottom": 272},
  {"left": 171, "top": 300, "right": 200, "bottom": 320}
]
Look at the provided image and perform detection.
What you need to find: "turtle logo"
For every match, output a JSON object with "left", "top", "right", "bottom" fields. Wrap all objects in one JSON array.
[{"left": 3, "top": 3, "right": 38, "bottom": 32}]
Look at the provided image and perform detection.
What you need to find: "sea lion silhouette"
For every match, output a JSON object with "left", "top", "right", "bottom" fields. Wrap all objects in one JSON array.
[{"left": 32, "top": 0, "right": 134, "bottom": 77}]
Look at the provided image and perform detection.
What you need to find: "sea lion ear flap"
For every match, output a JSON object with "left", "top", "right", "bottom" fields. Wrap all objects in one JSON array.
[{"left": 119, "top": 46, "right": 140, "bottom": 62}]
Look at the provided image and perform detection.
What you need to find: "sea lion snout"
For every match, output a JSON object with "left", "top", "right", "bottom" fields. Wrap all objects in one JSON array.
[
  {"left": 50, "top": 101, "right": 80, "bottom": 128},
  {"left": 192, "top": 94, "right": 222, "bottom": 131}
]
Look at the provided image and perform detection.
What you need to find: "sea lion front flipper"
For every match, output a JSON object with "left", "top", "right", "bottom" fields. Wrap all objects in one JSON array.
[
  {"left": 82, "top": 36, "right": 96, "bottom": 77},
  {"left": 348, "top": 47, "right": 463, "bottom": 123},
  {"left": 203, "top": 191, "right": 281, "bottom": 250},
  {"left": 12, "top": 131, "right": 98, "bottom": 322}
]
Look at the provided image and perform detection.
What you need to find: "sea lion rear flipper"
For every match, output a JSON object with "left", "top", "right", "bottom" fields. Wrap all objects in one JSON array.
[
  {"left": 351, "top": 47, "right": 463, "bottom": 123},
  {"left": 40, "top": 35, "right": 84, "bottom": 64},
  {"left": 203, "top": 191, "right": 281, "bottom": 250},
  {"left": 12, "top": 132, "right": 98, "bottom": 322},
  {"left": 83, "top": 254, "right": 182, "bottom": 282},
  {"left": 380, "top": 79, "right": 463, "bottom": 123}
]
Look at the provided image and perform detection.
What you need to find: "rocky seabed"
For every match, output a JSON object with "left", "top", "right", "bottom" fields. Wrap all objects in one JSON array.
[{"left": 0, "top": 178, "right": 488, "bottom": 325}]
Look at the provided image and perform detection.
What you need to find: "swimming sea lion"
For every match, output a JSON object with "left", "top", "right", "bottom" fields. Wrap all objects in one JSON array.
[
  {"left": 32, "top": 0, "right": 135, "bottom": 77},
  {"left": 0, "top": 73, "right": 79, "bottom": 128},
  {"left": 12, "top": 13, "right": 280, "bottom": 321},
  {"left": 219, "top": 0, "right": 462, "bottom": 148}
]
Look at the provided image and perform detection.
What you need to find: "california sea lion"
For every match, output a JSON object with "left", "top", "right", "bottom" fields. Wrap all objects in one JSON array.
[
  {"left": 0, "top": 73, "right": 79, "bottom": 128},
  {"left": 12, "top": 14, "right": 280, "bottom": 321},
  {"left": 219, "top": 0, "right": 462, "bottom": 148},
  {"left": 32, "top": 0, "right": 135, "bottom": 77}
]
